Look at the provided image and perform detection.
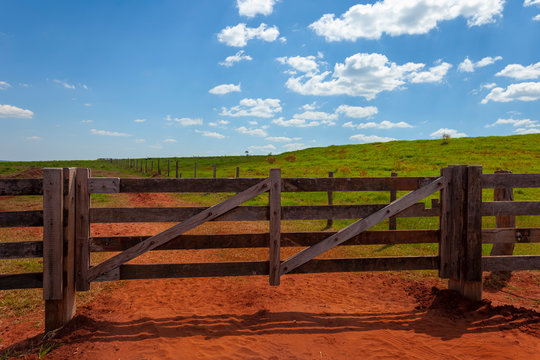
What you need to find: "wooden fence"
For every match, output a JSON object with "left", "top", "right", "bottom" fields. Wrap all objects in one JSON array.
[{"left": 0, "top": 165, "right": 539, "bottom": 332}]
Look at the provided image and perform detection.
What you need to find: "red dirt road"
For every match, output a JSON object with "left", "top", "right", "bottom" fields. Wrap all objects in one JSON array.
[{"left": 2, "top": 192, "right": 539, "bottom": 359}]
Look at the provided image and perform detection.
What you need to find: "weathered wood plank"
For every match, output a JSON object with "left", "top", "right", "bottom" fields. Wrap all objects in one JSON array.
[
  {"left": 75, "top": 168, "right": 91, "bottom": 291},
  {"left": 0, "top": 179, "right": 43, "bottom": 196},
  {"left": 43, "top": 168, "right": 63, "bottom": 301},
  {"left": 280, "top": 177, "right": 446, "bottom": 275},
  {"left": 90, "top": 230, "right": 440, "bottom": 252},
  {"left": 389, "top": 172, "right": 397, "bottom": 230},
  {"left": 0, "top": 272, "right": 43, "bottom": 290},
  {"left": 481, "top": 201, "right": 540, "bottom": 216},
  {"left": 87, "top": 178, "right": 272, "bottom": 282},
  {"left": 483, "top": 256, "right": 540, "bottom": 271},
  {"left": 116, "top": 176, "right": 439, "bottom": 193},
  {"left": 481, "top": 173, "right": 540, "bottom": 189},
  {"left": 89, "top": 203, "right": 438, "bottom": 223},
  {"left": 490, "top": 170, "right": 516, "bottom": 257},
  {"left": 0, "top": 210, "right": 43, "bottom": 227},
  {"left": 269, "top": 169, "right": 281, "bottom": 285},
  {"left": 482, "top": 228, "right": 540, "bottom": 243},
  {"left": 61, "top": 168, "right": 76, "bottom": 326},
  {"left": 0, "top": 241, "right": 43, "bottom": 259},
  {"left": 88, "top": 177, "right": 120, "bottom": 193},
  {"left": 92, "top": 256, "right": 439, "bottom": 281}
]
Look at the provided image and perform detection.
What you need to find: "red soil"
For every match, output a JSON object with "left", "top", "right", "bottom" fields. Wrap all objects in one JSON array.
[{"left": 1, "top": 192, "right": 539, "bottom": 359}]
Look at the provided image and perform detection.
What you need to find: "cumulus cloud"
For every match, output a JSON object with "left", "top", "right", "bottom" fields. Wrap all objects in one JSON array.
[
  {"left": 524, "top": 0, "right": 540, "bottom": 6},
  {"left": 209, "top": 83, "right": 241, "bottom": 95},
  {"left": 248, "top": 144, "right": 276, "bottom": 153},
  {"left": 90, "top": 129, "right": 131, "bottom": 137},
  {"left": 335, "top": 105, "right": 378, "bottom": 119},
  {"left": 220, "top": 98, "right": 282, "bottom": 118},
  {"left": 481, "top": 82, "right": 540, "bottom": 103},
  {"left": 134, "top": 119, "right": 146, "bottom": 123},
  {"left": 195, "top": 130, "right": 226, "bottom": 139},
  {"left": 495, "top": 62, "right": 540, "bottom": 80},
  {"left": 219, "top": 50, "right": 253, "bottom": 67},
  {"left": 350, "top": 134, "right": 396, "bottom": 143},
  {"left": 344, "top": 120, "right": 413, "bottom": 130},
  {"left": 534, "top": 14, "right": 540, "bottom": 21},
  {"left": 283, "top": 53, "right": 451, "bottom": 100},
  {"left": 237, "top": 0, "right": 278, "bottom": 17},
  {"left": 0, "top": 81, "right": 11, "bottom": 90},
  {"left": 301, "top": 102, "right": 318, "bottom": 111},
  {"left": 272, "top": 117, "right": 320, "bottom": 127},
  {"left": 514, "top": 127, "right": 540, "bottom": 134},
  {"left": 276, "top": 56, "right": 320, "bottom": 73},
  {"left": 294, "top": 110, "right": 337, "bottom": 121},
  {"left": 310, "top": 0, "right": 504, "bottom": 41},
  {"left": 458, "top": 56, "right": 502, "bottom": 72},
  {"left": 430, "top": 128, "right": 467, "bottom": 138},
  {"left": 0, "top": 104, "right": 34, "bottom": 119},
  {"left": 165, "top": 115, "right": 203, "bottom": 126},
  {"left": 217, "top": 23, "right": 279, "bottom": 47},
  {"left": 53, "top": 79, "right": 76, "bottom": 89},
  {"left": 209, "top": 120, "right": 230, "bottom": 127},
  {"left": 236, "top": 126, "right": 268, "bottom": 137},
  {"left": 485, "top": 118, "right": 538, "bottom": 128}
]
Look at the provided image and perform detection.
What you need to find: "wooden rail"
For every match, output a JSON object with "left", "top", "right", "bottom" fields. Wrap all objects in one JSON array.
[{"left": 1, "top": 166, "right": 540, "bottom": 332}]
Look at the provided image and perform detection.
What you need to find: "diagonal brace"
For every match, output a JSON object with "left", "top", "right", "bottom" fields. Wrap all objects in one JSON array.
[
  {"left": 280, "top": 176, "right": 446, "bottom": 275},
  {"left": 88, "top": 178, "right": 271, "bottom": 281}
]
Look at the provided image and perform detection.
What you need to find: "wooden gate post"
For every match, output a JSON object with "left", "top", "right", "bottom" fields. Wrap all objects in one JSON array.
[
  {"left": 439, "top": 165, "right": 483, "bottom": 301},
  {"left": 75, "top": 168, "right": 91, "bottom": 291},
  {"left": 389, "top": 172, "right": 397, "bottom": 230},
  {"left": 269, "top": 169, "right": 281, "bottom": 285},
  {"left": 326, "top": 171, "right": 334, "bottom": 229}
]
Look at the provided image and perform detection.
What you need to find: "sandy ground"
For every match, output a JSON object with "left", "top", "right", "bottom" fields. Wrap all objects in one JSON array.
[{"left": 1, "top": 179, "right": 539, "bottom": 359}]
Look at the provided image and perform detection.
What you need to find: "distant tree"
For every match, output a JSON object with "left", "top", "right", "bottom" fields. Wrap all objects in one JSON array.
[
  {"left": 441, "top": 133, "right": 451, "bottom": 145},
  {"left": 245, "top": 150, "right": 249, "bottom": 156}
]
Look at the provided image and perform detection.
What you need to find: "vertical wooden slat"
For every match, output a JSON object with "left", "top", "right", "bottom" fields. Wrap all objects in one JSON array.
[
  {"left": 75, "top": 168, "right": 91, "bottom": 291},
  {"left": 326, "top": 171, "right": 334, "bottom": 229},
  {"left": 490, "top": 170, "right": 515, "bottom": 256},
  {"left": 462, "top": 165, "right": 483, "bottom": 300},
  {"left": 62, "top": 168, "right": 77, "bottom": 322},
  {"left": 194, "top": 162, "right": 197, "bottom": 178},
  {"left": 389, "top": 172, "right": 397, "bottom": 230},
  {"left": 213, "top": 164, "right": 217, "bottom": 178},
  {"left": 269, "top": 169, "right": 281, "bottom": 286},
  {"left": 43, "top": 168, "right": 64, "bottom": 302},
  {"left": 176, "top": 161, "right": 179, "bottom": 178},
  {"left": 236, "top": 166, "right": 240, "bottom": 178}
]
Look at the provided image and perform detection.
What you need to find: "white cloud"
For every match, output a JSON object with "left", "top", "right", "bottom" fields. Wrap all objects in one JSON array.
[
  {"left": 53, "top": 79, "right": 76, "bottom": 89},
  {"left": 134, "top": 118, "right": 146, "bottom": 123},
  {"left": 310, "top": 0, "right": 504, "bottom": 41},
  {"left": 90, "top": 129, "right": 131, "bottom": 137},
  {"left": 336, "top": 105, "right": 378, "bottom": 119},
  {"left": 524, "top": 0, "right": 540, "bottom": 6},
  {"left": 495, "top": 62, "right": 540, "bottom": 80},
  {"left": 266, "top": 136, "right": 301, "bottom": 142},
  {"left": 458, "top": 56, "right": 502, "bottom": 73},
  {"left": 430, "top": 128, "right": 467, "bottom": 138},
  {"left": 219, "top": 50, "right": 253, "bottom": 67},
  {"left": 284, "top": 53, "right": 450, "bottom": 100},
  {"left": 165, "top": 115, "right": 203, "bottom": 126},
  {"left": 81, "top": 120, "right": 93, "bottom": 124},
  {"left": 237, "top": 0, "right": 278, "bottom": 17},
  {"left": 135, "top": 139, "right": 145, "bottom": 143},
  {"left": 163, "top": 138, "right": 177, "bottom": 143},
  {"left": 84, "top": 103, "right": 92, "bottom": 107},
  {"left": 350, "top": 134, "right": 396, "bottom": 143},
  {"left": 283, "top": 143, "right": 306, "bottom": 151},
  {"left": 514, "top": 127, "right": 540, "bottom": 134},
  {"left": 248, "top": 144, "right": 276, "bottom": 153},
  {"left": 217, "top": 23, "right": 280, "bottom": 47},
  {"left": 209, "top": 83, "right": 241, "bottom": 95},
  {"left": 485, "top": 118, "right": 538, "bottom": 128},
  {"left": 481, "top": 82, "right": 540, "bottom": 103},
  {"left": 293, "top": 110, "right": 337, "bottom": 121},
  {"left": 0, "top": 81, "right": 11, "bottom": 90},
  {"left": 195, "top": 130, "right": 226, "bottom": 139},
  {"left": 236, "top": 126, "right": 268, "bottom": 137},
  {"left": 220, "top": 98, "right": 281, "bottom": 118},
  {"left": 276, "top": 56, "right": 320, "bottom": 73},
  {"left": 272, "top": 117, "right": 320, "bottom": 127},
  {"left": 24, "top": 136, "right": 41, "bottom": 141},
  {"left": 0, "top": 104, "right": 34, "bottom": 119},
  {"left": 534, "top": 14, "right": 540, "bottom": 21},
  {"left": 344, "top": 120, "right": 413, "bottom": 130},
  {"left": 301, "top": 102, "right": 318, "bottom": 111},
  {"left": 209, "top": 120, "right": 230, "bottom": 127}
]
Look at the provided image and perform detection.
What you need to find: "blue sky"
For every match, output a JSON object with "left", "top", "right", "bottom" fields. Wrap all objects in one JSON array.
[{"left": 1, "top": 0, "right": 539, "bottom": 160}]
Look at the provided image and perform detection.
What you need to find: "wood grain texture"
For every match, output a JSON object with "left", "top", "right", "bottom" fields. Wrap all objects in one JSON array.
[
  {"left": 88, "top": 177, "right": 119, "bottom": 193},
  {"left": 89, "top": 230, "right": 440, "bottom": 252},
  {"left": 75, "top": 168, "right": 91, "bottom": 291},
  {"left": 0, "top": 179, "right": 43, "bottom": 196},
  {"left": 483, "top": 256, "right": 540, "bottom": 271},
  {"left": 62, "top": 168, "right": 77, "bottom": 324},
  {"left": 481, "top": 173, "right": 540, "bottom": 188},
  {"left": 490, "top": 170, "right": 516, "bottom": 257},
  {"left": 481, "top": 201, "right": 540, "bottom": 216},
  {"left": 87, "top": 178, "right": 272, "bottom": 282},
  {"left": 0, "top": 241, "right": 43, "bottom": 259},
  {"left": 0, "top": 273, "right": 43, "bottom": 290},
  {"left": 0, "top": 210, "right": 43, "bottom": 227},
  {"left": 269, "top": 169, "right": 281, "bottom": 286},
  {"left": 280, "top": 177, "right": 446, "bottom": 275},
  {"left": 482, "top": 228, "right": 539, "bottom": 244},
  {"left": 42, "top": 168, "right": 63, "bottom": 300}
]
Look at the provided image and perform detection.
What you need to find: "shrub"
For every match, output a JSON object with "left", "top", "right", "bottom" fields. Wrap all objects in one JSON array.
[
  {"left": 284, "top": 154, "right": 297, "bottom": 162},
  {"left": 266, "top": 156, "right": 276, "bottom": 164}
]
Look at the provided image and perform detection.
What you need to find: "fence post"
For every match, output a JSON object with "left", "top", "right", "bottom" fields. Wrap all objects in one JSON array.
[
  {"left": 269, "top": 169, "right": 281, "bottom": 286},
  {"left": 236, "top": 166, "right": 240, "bottom": 178},
  {"left": 75, "top": 168, "right": 91, "bottom": 291},
  {"left": 213, "top": 164, "right": 217, "bottom": 178},
  {"left": 326, "top": 171, "right": 334, "bottom": 229},
  {"left": 61, "top": 168, "right": 77, "bottom": 325},
  {"left": 194, "top": 162, "right": 197, "bottom": 178},
  {"left": 43, "top": 168, "right": 64, "bottom": 331},
  {"left": 389, "top": 172, "right": 397, "bottom": 230},
  {"left": 176, "top": 161, "right": 179, "bottom": 178}
]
